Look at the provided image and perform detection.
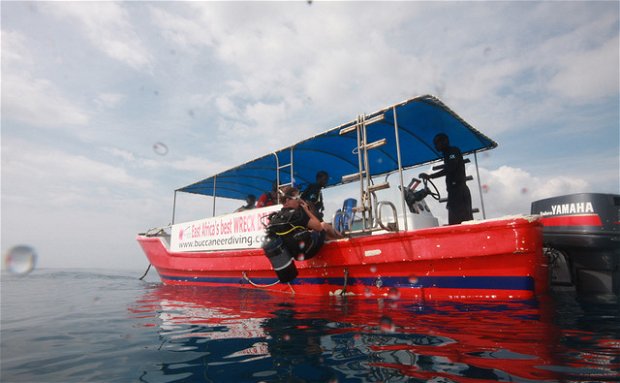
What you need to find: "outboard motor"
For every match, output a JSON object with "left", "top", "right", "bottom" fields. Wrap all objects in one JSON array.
[
  {"left": 531, "top": 193, "right": 620, "bottom": 295},
  {"left": 262, "top": 234, "right": 298, "bottom": 283}
]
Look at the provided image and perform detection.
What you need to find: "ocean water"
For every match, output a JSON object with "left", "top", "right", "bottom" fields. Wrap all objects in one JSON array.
[{"left": 1, "top": 269, "right": 619, "bottom": 383}]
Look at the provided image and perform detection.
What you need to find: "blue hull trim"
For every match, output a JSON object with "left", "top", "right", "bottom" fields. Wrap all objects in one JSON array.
[{"left": 161, "top": 274, "right": 535, "bottom": 291}]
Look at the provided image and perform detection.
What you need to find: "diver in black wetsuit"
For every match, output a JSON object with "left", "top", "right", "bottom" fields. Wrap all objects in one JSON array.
[{"left": 419, "top": 133, "right": 473, "bottom": 225}]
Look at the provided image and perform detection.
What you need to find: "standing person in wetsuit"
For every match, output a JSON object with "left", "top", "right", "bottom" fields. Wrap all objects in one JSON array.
[
  {"left": 419, "top": 133, "right": 473, "bottom": 225},
  {"left": 301, "top": 171, "right": 329, "bottom": 220}
]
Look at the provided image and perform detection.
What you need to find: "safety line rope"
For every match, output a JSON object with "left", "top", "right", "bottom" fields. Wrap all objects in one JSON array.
[{"left": 242, "top": 271, "right": 280, "bottom": 287}]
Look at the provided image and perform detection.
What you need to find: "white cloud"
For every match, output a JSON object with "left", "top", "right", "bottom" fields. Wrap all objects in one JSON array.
[
  {"left": 131, "top": 2, "right": 620, "bottom": 116},
  {"left": 392, "top": 3, "right": 619, "bottom": 133},
  {"left": 2, "top": 72, "right": 90, "bottom": 128},
  {"left": 244, "top": 101, "right": 288, "bottom": 132},
  {"left": 1, "top": 190, "right": 172, "bottom": 270},
  {"left": 44, "top": 2, "right": 152, "bottom": 70},
  {"left": 146, "top": 0, "right": 618, "bottom": 195},
  {"left": 214, "top": 95, "right": 240, "bottom": 119},
  {"left": 1, "top": 30, "right": 33, "bottom": 68},
  {"left": 472, "top": 165, "right": 590, "bottom": 219},
  {"left": 149, "top": 6, "right": 213, "bottom": 49},
  {"left": 1, "top": 30, "right": 89, "bottom": 128},
  {"left": 145, "top": 2, "right": 609, "bottom": 145},
  {"left": 511, "top": 7, "right": 619, "bottom": 103},
  {"left": 104, "top": 146, "right": 226, "bottom": 175},
  {"left": 104, "top": 146, "right": 136, "bottom": 162},
  {"left": 150, "top": 3, "right": 437, "bottom": 149},
  {"left": 549, "top": 35, "right": 619, "bottom": 101},
  {"left": 2, "top": 139, "right": 152, "bottom": 209},
  {"left": 94, "top": 93, "right": 125, "bottom": 110},
  {"left": 167, "top": 155, "right": 224, "bottom": 174}
]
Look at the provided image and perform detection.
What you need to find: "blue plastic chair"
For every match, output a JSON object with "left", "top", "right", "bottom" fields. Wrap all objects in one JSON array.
[{"left": 334, "top": 198, "right": 357, "bottom": 232}]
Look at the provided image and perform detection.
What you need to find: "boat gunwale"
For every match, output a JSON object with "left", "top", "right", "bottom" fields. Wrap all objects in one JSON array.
[{"left": 138, "top": 214, "right": 543, "bottom": 261}]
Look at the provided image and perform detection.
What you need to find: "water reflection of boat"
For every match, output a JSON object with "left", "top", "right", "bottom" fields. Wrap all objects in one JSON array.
[
  {"left": 137, "top": 95, "right": 548, "bottom": 301},
  {"left": 129, "top": 285, "right": 614, "bottom": 383}
]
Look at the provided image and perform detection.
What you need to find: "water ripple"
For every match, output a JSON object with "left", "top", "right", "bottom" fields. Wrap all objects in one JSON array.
[{"left": 2, "top": 271, "right": 619, "bottom": 382}]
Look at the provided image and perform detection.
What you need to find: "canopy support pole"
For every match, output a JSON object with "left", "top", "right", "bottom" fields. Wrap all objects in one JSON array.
[
  {"left": 171, "top": 190, "right": 177, "bottom": 225},
  {"left": 272, "top": 152, "right": 280, "bottom": 190},
  {"left": 355, "top": 117, "right": 367, "bottom": 229},
  {"left": 392, "top": 106, "right": 408, "bottom": 231},
  {"left": 212, "top": 175, "right": 217, "bottom": 217},
  {"left": 473, "top": 152, "right": 486, "bottom": 219},
  {"left": 290, "top": 147, "right": 294, "bottom": 187}
]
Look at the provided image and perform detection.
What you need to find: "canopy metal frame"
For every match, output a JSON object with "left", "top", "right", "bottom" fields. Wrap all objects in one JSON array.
[{"left": 169, "top": 95, "right": 495, "bottom": 229}]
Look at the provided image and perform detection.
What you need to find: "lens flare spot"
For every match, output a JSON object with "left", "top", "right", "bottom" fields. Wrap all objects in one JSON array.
[
  {"left": 153, "top": 142, "right": 169, "bottom": 156},
  {"left": 4, "top": 245, "right": 37, "bottom": 275}
]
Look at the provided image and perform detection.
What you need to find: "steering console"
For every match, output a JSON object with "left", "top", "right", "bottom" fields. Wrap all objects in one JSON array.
[{"left": 402, "top": 177, "right": 441, "bottom": 213}]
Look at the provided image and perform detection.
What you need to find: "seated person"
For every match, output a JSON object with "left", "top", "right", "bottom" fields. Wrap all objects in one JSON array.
[
  {"left": 281, "top": 186, "right": 342, "bottom": 240},
  {"left": 267, "top": 187, "right": 342, "bottom": 261},
  {"left": 235, "top": 194, "right": 256, "bottom": 212},
  {"left": 256, "top": 182, "right": 278, "bottom": 207},
  {"left": 301, "top": 170, "right": 329, "bottom": 220}
]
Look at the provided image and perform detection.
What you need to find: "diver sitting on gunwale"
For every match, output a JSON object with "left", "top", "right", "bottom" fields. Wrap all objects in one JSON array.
[{"left": 262, "top": 186, "right": 342, "bottom": 282}]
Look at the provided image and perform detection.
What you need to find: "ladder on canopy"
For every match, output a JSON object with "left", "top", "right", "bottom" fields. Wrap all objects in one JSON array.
[{"left": 339, "top": 114, "right": 395, "bottom": 232}]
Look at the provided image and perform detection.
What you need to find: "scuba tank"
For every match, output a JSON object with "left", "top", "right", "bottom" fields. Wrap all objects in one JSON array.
[
  {"left": 262, "top": 234, "right": 298, "bottom": 283},
  {"left": 261, "top": 209, "right": 302, "bottom": 283}
]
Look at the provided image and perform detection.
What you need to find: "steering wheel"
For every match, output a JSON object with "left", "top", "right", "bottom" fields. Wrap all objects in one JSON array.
[{"left": 423, "top": 177, "right": 441, "bottom": 200}]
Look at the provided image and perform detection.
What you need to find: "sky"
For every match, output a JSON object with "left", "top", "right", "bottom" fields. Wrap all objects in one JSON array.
[{"left": 1, "top": 1, "right": 618, "bottom": 271}]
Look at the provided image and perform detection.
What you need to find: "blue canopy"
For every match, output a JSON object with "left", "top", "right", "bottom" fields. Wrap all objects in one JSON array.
[{"left": 178, "top": 95, "right": 497, "bottom": 200}]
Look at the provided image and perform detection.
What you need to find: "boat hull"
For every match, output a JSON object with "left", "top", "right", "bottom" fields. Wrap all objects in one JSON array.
[{"left": 137, "top": 216, "right": 548, "bottom": 301}]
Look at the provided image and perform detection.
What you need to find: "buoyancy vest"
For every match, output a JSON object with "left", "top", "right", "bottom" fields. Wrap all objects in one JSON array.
[{"left": 265, "top": 208, "right": 324, "bottom": 259}]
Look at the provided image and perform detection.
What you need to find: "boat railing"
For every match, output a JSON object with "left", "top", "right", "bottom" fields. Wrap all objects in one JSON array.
[
  {"left": 141, "top": 226, "right": 171, "bottom": 237},
  {"left": 376, "top": 201, "right": 399, "bottom": 232}
]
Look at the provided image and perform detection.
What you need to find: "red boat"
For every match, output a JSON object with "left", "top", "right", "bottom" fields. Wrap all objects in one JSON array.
[{"left": 137, "top": 95, "right": 548, "bottom": 301}]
